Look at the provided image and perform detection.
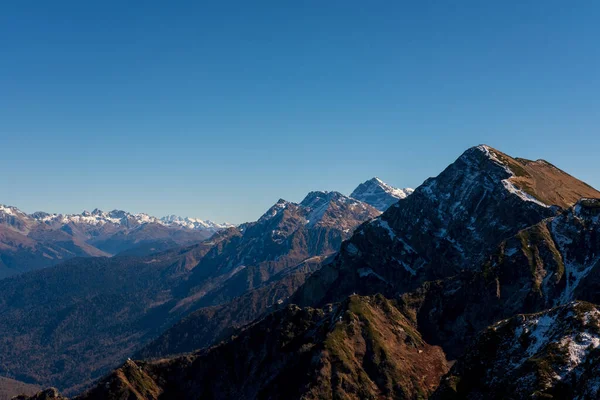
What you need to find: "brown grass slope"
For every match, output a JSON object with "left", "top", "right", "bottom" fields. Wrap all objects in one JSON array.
[
  {"left": 488, "top": 147, "right": 600, "bottom": 208},
  {"left": 49, "top": 295, "right": 448, "bottom": 400}
]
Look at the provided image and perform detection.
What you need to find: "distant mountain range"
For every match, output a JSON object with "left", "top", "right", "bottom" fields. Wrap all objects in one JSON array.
[
  {"left": 0, "top": 206, "right": 232, "bottom": 278},
  {"left": 0, "top": 178, "right": 408, "bottom": 280}
]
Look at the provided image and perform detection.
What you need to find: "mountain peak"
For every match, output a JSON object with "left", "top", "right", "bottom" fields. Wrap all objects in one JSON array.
[
  {"left": 459, "top": 145, "right": 600, "bottom": 208},
  {"left": 300, "top": 191, "right": 345, "bottom": 208},
  {"left": 350, "top": 177, "right": 413, "bottom": 211},
  {"left": 257, "top": 199, "right": 292, "bottom": 223},
  {"left": 0, "top": 204, "right": 24, "bottom": 216}
]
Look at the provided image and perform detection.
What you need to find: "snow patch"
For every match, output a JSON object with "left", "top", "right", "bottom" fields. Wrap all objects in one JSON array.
[
  {"left": 357, "top": 268, "right": 387, "bottom": 283},
  {"left": 502, "top": 180, "right": 549, "bottom": 208}
]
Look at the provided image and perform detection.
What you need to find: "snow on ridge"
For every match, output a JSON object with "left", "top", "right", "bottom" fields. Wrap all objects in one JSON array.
[
  {"left": 475, "top": 145, "right": 549, "bottom": 208},
  {"left": 258, "top": 199, "right": 291, "bottom": 223},
  {"left": 160, "top": 215, "right": 234, "bottom": 230},
  {"left": 351, "top": 177, "right": 413, "bottom": 200},
  {"left": 3, "top": 206, "right": 233, "bottom": 231},
  {"left": 561, "top": 331, "right": 600, "bottom": 375},
  {"left": 300, "top": 191, "right": 373, "bottom": 227},
  {"left": 0, "top": 204, "right": 23, "bottom": 216},
  {"left": 350, "top": 177, "right": 413, "bottom": 211},
  {"left": 370, "top": 218, "right": 397, "bottom": 240},
  {"left": 508, "top": 304, "right": 600, "bottom": 382},
  {"left": 502, "top": 180, "right": 549, "bottom": 208}
]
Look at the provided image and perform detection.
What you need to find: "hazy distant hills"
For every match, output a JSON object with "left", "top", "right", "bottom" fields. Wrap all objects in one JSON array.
[{"left": 0, "top": 206, "right": 232, "bottom": 278}]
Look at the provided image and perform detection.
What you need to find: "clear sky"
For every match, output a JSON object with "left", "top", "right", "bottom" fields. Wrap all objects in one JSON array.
[{"left": 1, "top": 1, "right": 599, "bottom": 224}]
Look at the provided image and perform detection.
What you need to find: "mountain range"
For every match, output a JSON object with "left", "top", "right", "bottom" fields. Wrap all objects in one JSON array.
[
  {"left": 0, "top": 206, "right": 233, "bottom": 279},
  {"left": 0, "top": 187, "right": 385, "bottom": 396},
  {"left": 0, "top": 178, "right": 410, "bottom": 280},
  {"left": 4, "top": 147, "right": 600, "bottom": 400}
]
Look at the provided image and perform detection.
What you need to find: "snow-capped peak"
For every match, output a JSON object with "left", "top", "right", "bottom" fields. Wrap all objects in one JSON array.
[
  {"left": 18, "top": 207, "right": 232, "bottom": 232},
  {"left": 350, "top": 178, "right": 413, "bottom": 211},
  {"left": 159, "top": 215, "right": 235, "bottom": 230},
  {"left": 0, "top": 204, "right": 26, "bottom": 217}
]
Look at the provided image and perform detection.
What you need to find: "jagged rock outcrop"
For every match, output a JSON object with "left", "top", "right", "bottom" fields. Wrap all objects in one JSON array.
[
  {"left": 433, "top": 302, "right": 600, "bottom": 399},
  {"left": 399, "top": 198, "right": 600, "bottom": 358}
]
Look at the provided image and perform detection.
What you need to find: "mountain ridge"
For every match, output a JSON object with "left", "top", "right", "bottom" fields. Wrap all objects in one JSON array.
[
  {"left": 0, "top": 205, "right": 232, "bottom": 278},
  {"left": 9, "top": 145, "right": 600, "bottom": 399}
]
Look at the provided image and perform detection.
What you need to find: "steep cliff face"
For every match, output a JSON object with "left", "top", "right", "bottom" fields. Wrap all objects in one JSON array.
[
  {"left": 294, "top": 145, "right": 600, "bottom": 308},
  {"left": 77, "top": 295, "right": 448, "bottom": 400},
  {"left": 434, "top": 302, "right": 600, "bottom": 400}
]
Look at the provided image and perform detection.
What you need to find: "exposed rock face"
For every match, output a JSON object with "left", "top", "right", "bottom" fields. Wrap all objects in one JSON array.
[
  {"left": 433, "top": 302, "right": 600, "bottom": 400},
  {"left": 350, "top": 177, "right": 413, "bottom": 211},
  {"left": 400, "top": 198, "right": 600, "bottom": 358},
  {"left": 294, "top": 145, "right": 600, "bottom": 308},
  {"left": 78, "top": 296, "right": 448, "bottom": 400}
]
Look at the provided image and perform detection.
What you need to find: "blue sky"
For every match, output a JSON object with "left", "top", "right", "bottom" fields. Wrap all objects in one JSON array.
[{"left": 1, "top": 1, "right": 599, "bottom": 223}]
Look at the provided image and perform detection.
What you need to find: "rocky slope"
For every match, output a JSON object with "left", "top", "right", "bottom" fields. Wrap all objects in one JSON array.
[
  {"left": 293, "top": 145, "right": 600, "bottom": 308},
  {"left": 434, "top": 302, "right": 600, "bottom": 399},
  {"left": 397, "top": 197, "right": 600, "bottom": 358},
  {"left": 350, "top": 177, "right": 413, "bottom": 211},
  {"left": 0, "top": 206, "right": 230, "bottom": 278}
]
